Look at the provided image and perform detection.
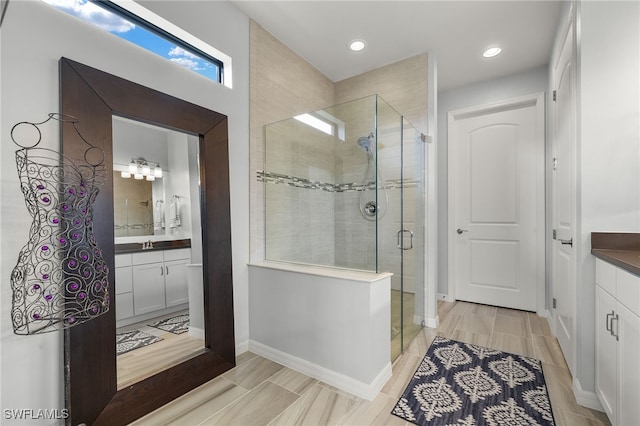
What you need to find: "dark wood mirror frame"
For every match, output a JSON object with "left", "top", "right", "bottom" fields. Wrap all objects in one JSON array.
[{"left": 60, "top": 57, "right": 235, "bottom": 426}]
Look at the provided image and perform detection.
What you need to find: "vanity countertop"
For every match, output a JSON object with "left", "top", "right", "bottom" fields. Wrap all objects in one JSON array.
[
  {"left": 115, "top": 238, "right": 191, "bottom": 254},
  {"left": 591, "top": 232, "right": 640, "bottom": 276}
]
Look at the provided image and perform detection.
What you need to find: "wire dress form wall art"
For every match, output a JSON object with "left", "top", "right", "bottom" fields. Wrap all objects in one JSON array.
[{"left": 10, "top": 113, "right": 109, "bottom": 334}]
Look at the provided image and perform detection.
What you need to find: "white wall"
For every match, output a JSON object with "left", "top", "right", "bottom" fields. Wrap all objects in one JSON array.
[
  {"left": 437, "top": 66, "right": 549, "bottom": 297},
  {"left": 112, "top": 119, "right": 170, "bottom": 169},
  {"left": 248, "top": 264, "right": 391, "bottom": 399},
  {"left": 0, "top": 1, "right": 249, "bottom": 423},
  {"left": 575, "top": 0, "right": 640, "bottom": 393}
]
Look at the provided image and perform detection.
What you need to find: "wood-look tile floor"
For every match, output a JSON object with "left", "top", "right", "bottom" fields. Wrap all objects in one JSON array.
[
  {"left": 131, "top": 301, "right": 611, "bottom": 426},
  {"left": 117, "top": 311, "right": 205, "bottom": 389}
]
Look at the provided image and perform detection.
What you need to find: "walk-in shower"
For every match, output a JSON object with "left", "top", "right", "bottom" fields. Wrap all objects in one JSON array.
[{"left": 262, "top": 94, "right": 426, "bottom": 358}]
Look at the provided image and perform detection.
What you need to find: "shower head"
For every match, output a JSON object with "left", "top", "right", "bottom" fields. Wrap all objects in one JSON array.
[{"left": 357, "top": 134, "right": 374, "bottom": 153}]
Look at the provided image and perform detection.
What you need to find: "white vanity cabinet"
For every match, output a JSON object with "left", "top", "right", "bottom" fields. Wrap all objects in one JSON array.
[
  {"left": 594, "top": 258, "right": 640, "bottom": 426},
  {"left": 115, "top": 248, "right": 191, "bottom": 322},
  {"left": 131, "top": 248, "right": 191, "bottom": 316},
  {"left": 163, "top": 249, "right": 190, "bottom": 307},
  {"left": 132, "top": 251, "right": 166, "bottom": 316},
  {"left": 114, "top": 253, "right": 134, "bottom": 321}
]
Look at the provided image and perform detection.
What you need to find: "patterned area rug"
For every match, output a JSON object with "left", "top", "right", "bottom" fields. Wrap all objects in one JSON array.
[
  {"left": 392, "top": 336, "right": 555, "bottom": 425},
  {"left": 116, "top": 330, "right": 163, "bottom": 355},
  {"left": 148, "top": 314, "right": 189, "bottom": 334}
]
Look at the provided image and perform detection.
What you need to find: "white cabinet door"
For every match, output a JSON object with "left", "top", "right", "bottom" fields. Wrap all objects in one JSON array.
[
  {"left": 133, "top": 262, "right": 166, "bottom": 315},
  {"left": 115, "top": 266, "right": 133, "bottom": 295},
  {"left": 115, "top": 264, "right": 134, "bottom": 320},
  {"left": 115, "top": 293, "right": 134, "bottom": 321},
  {"left": 164, "top": 259, "right": 189, "bottom": 307},
  {"left": 595, "top": 285, "right": 618, "bottom": 424},
  {"left": 617, "top": 303, "right": 640, "bottom": 426}
]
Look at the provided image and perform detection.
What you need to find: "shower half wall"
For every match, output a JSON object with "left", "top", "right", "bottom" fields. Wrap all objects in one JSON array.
[{"left": 261, "top": 94, "right": 425, "bottom": 356}]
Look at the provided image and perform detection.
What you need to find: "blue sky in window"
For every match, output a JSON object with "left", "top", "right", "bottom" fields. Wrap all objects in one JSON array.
[{"left": 42, "top": 0, "right": 219, "bottom": 81}]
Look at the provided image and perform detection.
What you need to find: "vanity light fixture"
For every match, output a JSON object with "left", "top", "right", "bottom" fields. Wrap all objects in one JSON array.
[
  {"left": 483, "top": 46, "right": 502, "bottom": 58},
  {"left": 124, "top": 157, "right": 162, "bottom": 180}
]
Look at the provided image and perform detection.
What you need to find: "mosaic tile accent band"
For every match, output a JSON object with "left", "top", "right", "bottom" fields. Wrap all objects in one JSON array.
[{"left": 257, "top": 170, "right": 420, "bottom": 192}]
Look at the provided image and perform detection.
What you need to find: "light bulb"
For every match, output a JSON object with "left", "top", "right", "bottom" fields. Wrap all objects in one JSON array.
[
  {"left": 129, "top": 160, "right": 137, "bottom": 173},
  {"left": 141, "top": 163, "right": 151, "bottom": 176},
  {"left": 154, "top": 165, "right": 163, "bottom": 178},
  {"left": 483, "top": 47, "right": 502, "bottom": 58},
  {"left": 134, "top": 173, "right": 143, "bottom": 180},
  {"left": 121, "top": 171, "right": 131, "bottom": 178},
  {"left": 348, "top": 39, "right": 366, "bottom": 52},
  {"left": 146, "top": 175, "right": 155, "bottom": 181}
]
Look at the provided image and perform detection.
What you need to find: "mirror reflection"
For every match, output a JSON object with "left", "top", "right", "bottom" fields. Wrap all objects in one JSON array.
[
  {"left": 113, "top": 169, "right": 165, "bottom": 238},
  {"left": 112, "top": 117, "right": 205, "bottom": 389}
]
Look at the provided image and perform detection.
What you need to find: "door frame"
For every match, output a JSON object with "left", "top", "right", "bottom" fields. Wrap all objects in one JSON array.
[
  {"left": 549, "top": 3, "right": 577, "bottom": 375},
  {"left": 447, "top": 92, "right": 546, "bottom": 314}
]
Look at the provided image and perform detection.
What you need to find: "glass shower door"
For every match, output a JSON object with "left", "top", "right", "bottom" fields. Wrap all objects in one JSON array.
[
  {"left": 398, "top": 118, "right": 425, "bottom": 356},
  {"left": 376, "top": 97, "right": 425, "bottom": 360}
]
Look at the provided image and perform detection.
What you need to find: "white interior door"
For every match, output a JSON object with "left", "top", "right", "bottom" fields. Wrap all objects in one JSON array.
[
  {"left": 551, "top": 16, "right": 576, "bottom": 374},
  {"left": 449, "top": 94, "right": 544, "bottom": 312}
]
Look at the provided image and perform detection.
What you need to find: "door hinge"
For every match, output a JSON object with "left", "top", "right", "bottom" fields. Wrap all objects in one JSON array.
[
  {"left": 553, "top": 90, "right": 557, "bottom": 102},
  {"left": 553, "top": 229, "right": 557, "bottom": 240},
  {"left": 552, "top": 157, "right": 557, "bottom": 171},
  {"left": 553, "top": 298, "right": 557, "bottom": 309}
]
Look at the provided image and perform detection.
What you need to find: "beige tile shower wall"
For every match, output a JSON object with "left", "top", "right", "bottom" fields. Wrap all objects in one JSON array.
[
  {"left": 264, "top": 119, "right": 336, "bottom": 265},
  {"left": 335, "top": 54, "right": 429, "bottom": 134},
  {"left": 250, "top": 21, "right": 335, "bottom": 261},
  {"left": 334, "top": 54, "right": 429, "bottom": 291}
]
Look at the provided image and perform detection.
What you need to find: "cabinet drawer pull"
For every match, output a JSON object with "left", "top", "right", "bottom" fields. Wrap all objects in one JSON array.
[{"left": 611, "top": 313, "right": 619, "bottom": 341}]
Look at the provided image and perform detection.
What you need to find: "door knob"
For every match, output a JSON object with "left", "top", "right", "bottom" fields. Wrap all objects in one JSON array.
[{"left": 456, "top": 228, "right": 468, "bottom": 235}]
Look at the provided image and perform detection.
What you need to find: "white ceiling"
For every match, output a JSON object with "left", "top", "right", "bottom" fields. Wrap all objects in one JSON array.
[{"left": 231, "top": 0, "right": 564, "bottom": 92}]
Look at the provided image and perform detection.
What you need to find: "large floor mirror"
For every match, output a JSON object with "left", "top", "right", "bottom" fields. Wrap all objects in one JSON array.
[
  {"left": 60, "top": 57, "right": 235, "bottom": 425},
  {"left": 112, "top": 117, "right": 206, "bottom": 389}
]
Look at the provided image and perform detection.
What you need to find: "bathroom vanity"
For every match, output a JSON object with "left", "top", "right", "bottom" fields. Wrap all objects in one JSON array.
[
  {"left": 592, "top": 232, "right": 640, "bottom": 426},
  {"left": 115, "top": 239, "right": 192, "bottom": 327}
]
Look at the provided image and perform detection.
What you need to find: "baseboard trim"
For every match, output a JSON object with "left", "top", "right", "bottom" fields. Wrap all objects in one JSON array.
[
  {"left": 438, "top": 293, "right": 454, "bottom": 302},
  {"left": 573, "top": 377, "right": 605, "bottom": 412},
  {"left": 248, "top": 340, "right": 392, "bottom": 401},
  {"left": 188, "top": 326, "right": 204, "bottom": 339},
  {"left": 235, "top": 339, "right": 249, "bottom": 356},
  {"left": 425, "top": 315, "right": 439, "bottom": 328},
  {"left": 542, "top": 309, "right": 555, "bottom": 335}
]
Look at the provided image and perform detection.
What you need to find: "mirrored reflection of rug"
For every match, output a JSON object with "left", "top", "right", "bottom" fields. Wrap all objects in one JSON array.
[
  {"left": 116, "top": 330, "right": 163, "bottom": 355},
  {"left": 392, "top": 336, "right": 555, "bottom": 425},
  {"left": 148, "top": 314, "right": 189, "bottom": 334}
]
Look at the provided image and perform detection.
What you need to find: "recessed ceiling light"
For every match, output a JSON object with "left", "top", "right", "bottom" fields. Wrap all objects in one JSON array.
[
  {"left": 483, "top": 47, "right": 502, "bottom": 58},
  {"left": 348, "top": 39, "right": 366, "bottom": 52}
]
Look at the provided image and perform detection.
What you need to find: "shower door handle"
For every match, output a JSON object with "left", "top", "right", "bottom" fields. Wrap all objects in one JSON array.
[{"left": 397, "top": 229, "right": 414, "bottom": 250}]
